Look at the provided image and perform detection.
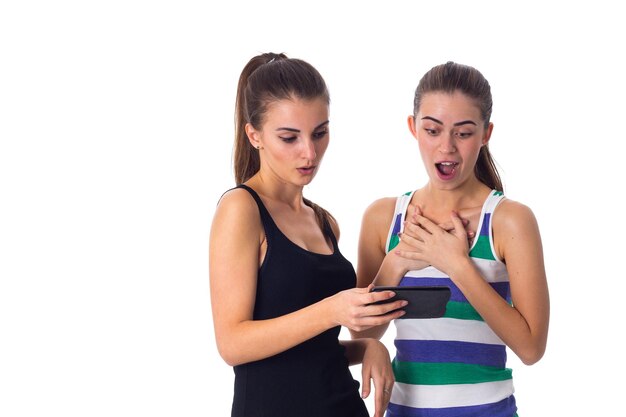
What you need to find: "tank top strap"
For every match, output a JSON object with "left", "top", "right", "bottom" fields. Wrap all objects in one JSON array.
[
  {"left": 385, "top": 190, "right": 415, "bottom": 253},
  {"left": 235, "top": 184, "right": 279, "bottom": 239},
  {"left": 320, "top": 214, "right": 339, "bottom": 250},
  {"left": 483, "top": 189, "right": 506, "bottom": 215}
]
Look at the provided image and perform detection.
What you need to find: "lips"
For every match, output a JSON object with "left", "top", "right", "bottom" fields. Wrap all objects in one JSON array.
[
  {"left": 297, "top": 166, "right": 316, "bottom": 175},
  {"left": 436, "top": 161, "right": 458, "bottom": 175},
  {"left": 435, "top": 161, "right": 459, "bottom": 180}
]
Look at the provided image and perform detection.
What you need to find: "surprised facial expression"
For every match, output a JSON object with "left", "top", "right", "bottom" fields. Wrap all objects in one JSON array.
[{"left": 409, "top": 91, "right": 492, "bottom": 189}]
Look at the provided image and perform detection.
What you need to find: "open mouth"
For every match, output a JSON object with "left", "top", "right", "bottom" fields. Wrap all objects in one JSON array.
[{"left": 435, "top": 162, "right": 458, "bottom": 176}]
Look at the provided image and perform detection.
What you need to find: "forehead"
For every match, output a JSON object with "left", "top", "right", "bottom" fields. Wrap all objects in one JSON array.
[
  {"left": 263, "top": 97, "right": 329, "bottom": 128},
  {"left": 418, "top": 91, "right": 481, "bottom": 123}
]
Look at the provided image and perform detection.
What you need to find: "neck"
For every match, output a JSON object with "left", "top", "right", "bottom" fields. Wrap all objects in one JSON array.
[
  {"left": 416, "top": 178, "right": 490, "bottom": 217},
  {"left": 246, "top": 173, "right": 306, "bottom": 210}
]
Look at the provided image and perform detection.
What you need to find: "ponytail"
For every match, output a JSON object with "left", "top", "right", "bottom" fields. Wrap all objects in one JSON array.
[{"left": 234, "top": 53, "right": 287, "bottom": 184}]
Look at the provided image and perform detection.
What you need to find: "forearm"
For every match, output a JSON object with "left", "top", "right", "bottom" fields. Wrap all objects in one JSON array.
[
  {"left": 372, "top": 253, "right": 405, "bottom": 287},
  {"left": 450, "top": 258, "right": 548, "bottom": 364},
  {"left": 217, "top": 298, "right": 335, "bottom": 366}
]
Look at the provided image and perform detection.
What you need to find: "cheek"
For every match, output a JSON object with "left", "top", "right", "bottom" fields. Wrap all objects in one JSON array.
[
  {"left": 461, "top": 144, "right": 483, "bottom": 165},
  {"left": 417, "top": 139, "right": 436, "bottom": 159},
  {"left": 315, "top": 139, "right": 330, "bottom": 158}
]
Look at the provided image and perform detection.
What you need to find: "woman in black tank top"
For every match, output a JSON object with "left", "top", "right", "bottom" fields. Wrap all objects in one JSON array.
[{"left": 209, "top": 53, "right": 407, "bottom": 417}]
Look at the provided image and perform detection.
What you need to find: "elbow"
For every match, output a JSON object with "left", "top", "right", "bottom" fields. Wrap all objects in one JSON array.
[
  {"left": 518, "top": 344, "right": 546, "bottom": 366},
  {"left": 217, "top": 342, "right": 246, "bottom": 367},
  {"left": 220, "top": 352, "right": 239, "bottom": 367}
]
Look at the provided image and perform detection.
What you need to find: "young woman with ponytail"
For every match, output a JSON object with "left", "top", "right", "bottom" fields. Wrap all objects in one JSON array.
[
  {"left": 210, "top": 53, "right": 403, "bottom": 417},
  {"left": 352, "top": 62, "right": 550, "bottom": 417}
]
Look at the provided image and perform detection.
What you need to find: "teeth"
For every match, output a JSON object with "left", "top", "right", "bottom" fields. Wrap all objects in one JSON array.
[{"left": 439, "top": 162, "right": 456, "bottom": 166}]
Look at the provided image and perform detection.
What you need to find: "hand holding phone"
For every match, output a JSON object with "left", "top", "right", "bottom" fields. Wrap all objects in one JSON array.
[{"left": 370, "top": 286, "right": 450, "bottom": 319}]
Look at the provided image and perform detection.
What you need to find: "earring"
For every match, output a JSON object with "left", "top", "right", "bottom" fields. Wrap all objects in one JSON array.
[{"left": 256, "top": 145, "right": 261, "bottom": 150}]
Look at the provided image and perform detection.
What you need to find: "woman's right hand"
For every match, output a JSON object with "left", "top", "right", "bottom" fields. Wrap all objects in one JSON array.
[{"left": 326, "top": 285, "right": 407, "bottom": 332}]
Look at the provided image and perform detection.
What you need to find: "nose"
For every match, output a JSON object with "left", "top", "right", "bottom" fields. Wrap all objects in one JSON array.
[
  {"left": 302, "top": 138, "right": 317, "bottom": 161},
  {"left": 439, "top": 134, "right": 457, "bottom": 154}
]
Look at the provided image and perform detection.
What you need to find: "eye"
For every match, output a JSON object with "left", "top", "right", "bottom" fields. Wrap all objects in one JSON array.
[
  {"left": 455, "top": 131, "right": 474, "bottom": 139},
  {"left": 424, "top": 128, "right": 439, "bottom": 136},
  {"left": 313, "top": 129, "right": 328, "bottom": 140},
  {"left": 279, "top": 136, "right": 297, "bottom": 143}
]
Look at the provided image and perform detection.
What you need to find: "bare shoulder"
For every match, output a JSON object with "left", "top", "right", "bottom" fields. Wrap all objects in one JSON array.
[
  {"left": 212, "top": 187, "right": 262, "bottom": 233},
  {"left": 362, "top": 196, "right": 397, "bottom": 227},
  {"left": 359, "top": 196, "right": 399, "bottom": 251},
  {"left": 493, "top": 198, "right": 542, "bottom": 258},
  {"left": 493, "top": 198, "right": 539, "bottom": 232}
]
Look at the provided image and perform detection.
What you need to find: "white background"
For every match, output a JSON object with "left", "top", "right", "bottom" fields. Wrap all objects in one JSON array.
[{"left": 1, "top": 1, "right": 624, "bottom": 415}]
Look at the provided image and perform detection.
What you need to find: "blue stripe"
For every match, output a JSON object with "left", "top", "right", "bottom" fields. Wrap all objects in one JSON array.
[
  {"left": 392, "top": 213, "right": 402, "bottom": 235},
  {"left": 387, "top": 395, "right": 517, "bottom": 417},
  {"left": 394, "top": 339, "right": 507, "bottom": 368},
  {"left": 479, "top": 213, "right": 491, "bottom": 236},
  {"left": 398, "top": 277, "right": 510, "bottom": 303}
]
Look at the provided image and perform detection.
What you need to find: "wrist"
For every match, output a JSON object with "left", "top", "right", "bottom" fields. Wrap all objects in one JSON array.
[
  {"left": 448, "top": 256, "right": 475, "bottom": 282},
  {"left": 376, "top": 254, "right": 405, "bottom": 283},
  {"left": 319, "top": 294, "right": 340, "bottom": 329}
]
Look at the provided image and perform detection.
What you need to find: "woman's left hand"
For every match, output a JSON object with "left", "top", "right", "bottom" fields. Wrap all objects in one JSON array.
[
  {"left": 395, "top": 208, "right": 470, "bottom": 275},
  {"left": 360, "top": 339, "right": 394, "bottom": 417}
]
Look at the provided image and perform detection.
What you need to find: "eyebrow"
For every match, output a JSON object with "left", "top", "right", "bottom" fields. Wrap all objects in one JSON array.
[
  {"left": 276, "top": 120, "right": 329, "bottom": 133},
  {"left": 421, "top": 116, "right": 477, "bottom": 127}
]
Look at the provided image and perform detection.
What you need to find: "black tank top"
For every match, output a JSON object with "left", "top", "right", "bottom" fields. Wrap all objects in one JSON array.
[{"left": 231, "top": 185, "right": 369, "bottom": 417}]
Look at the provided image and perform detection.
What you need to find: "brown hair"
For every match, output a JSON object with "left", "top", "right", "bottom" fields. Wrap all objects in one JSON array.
[
  {"left": 233, "top": 53, "right": 335, "bottom": 232},
  {"left": 413, "top": 61, "right": 503, "bottom": 191}
]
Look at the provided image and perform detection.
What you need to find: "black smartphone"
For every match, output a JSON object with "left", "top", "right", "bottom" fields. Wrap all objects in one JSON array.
[{"left": 370, "top": 286, "right": 451, "bottom": 319}]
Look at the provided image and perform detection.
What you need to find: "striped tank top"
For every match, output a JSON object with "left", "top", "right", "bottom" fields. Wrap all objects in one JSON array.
[{"left": 385, "top": 190, "right": 518, "bottom": 417}]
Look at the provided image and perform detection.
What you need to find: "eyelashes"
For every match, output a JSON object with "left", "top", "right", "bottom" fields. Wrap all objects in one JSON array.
[
  {"left": 423, "top": 128, "right": 474, "bottom": 138},
  {"left": 279, "top": 130, "right": 329, "bottom": 143}
]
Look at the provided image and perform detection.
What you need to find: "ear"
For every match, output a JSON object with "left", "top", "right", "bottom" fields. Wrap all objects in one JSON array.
[
  {"left": 482, "top": 122, "right": 494, "bottom": 146},
  {"left": 407, "top": 115, "right": 418, "bottom": 139},
  {"left": 245, "top": 123, "right": 262, "bottom": 149}
]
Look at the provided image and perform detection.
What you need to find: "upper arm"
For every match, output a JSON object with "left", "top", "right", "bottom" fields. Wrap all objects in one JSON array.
[
  {"left": 494, "top": 200, "right": 550, "bottom": 345},
  {"left": 356, "top": 198, "right": 396, "bottom": 288},
  {"left": 209, "top": 189, "right": 263, "bottom": 352}
]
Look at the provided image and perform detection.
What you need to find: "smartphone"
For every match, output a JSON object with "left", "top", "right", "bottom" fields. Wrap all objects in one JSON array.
[{"left": 370, "top": 285, "right": 451, "bottom": 319}]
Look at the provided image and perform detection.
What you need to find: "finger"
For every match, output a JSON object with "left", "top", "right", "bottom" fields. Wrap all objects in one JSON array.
[
  {"left": 360, "top": 309, "right": 406, "bottom": 326},
  {"left": 374, "top": 381, "right": 384, "bottom": 417},
  {"left": 394, "top": 249, "right": 425, "bottom": 261},
  {"left": 361, "top": 368, "right": 371, "bottom": 399},
  {"left": 397, "top": 231, "right": 425, "bottom": 247},
  {"left": 404, "top": 221, "right": 433, "bottom": 243},
  {"left": 450, "top": 211, "right": 466, "bottom": 238},
  {"left": 364, "top": 299, "right": 408, "bottom": 316},
  {"left": 382, "top": 383, "right": 392, "bottom": 414},
  {"left": 414, "top": 213, "right": 441, "bottom": 234},
  {"left": 366, "top": 289, "right": 397, "bottom": 304},
  {"left": 439, "top": 218, "right": 469, "bottom": 232}
]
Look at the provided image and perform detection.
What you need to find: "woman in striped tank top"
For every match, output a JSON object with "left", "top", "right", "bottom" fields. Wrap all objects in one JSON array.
[{"left": 351, "top": 62, "right": 550, "bottom": 417}]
